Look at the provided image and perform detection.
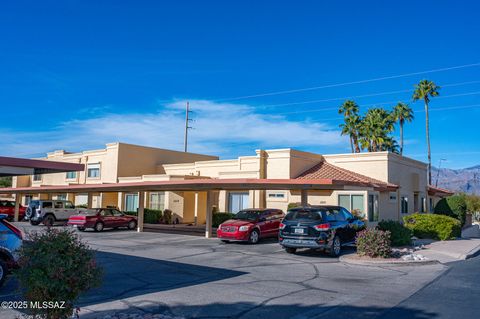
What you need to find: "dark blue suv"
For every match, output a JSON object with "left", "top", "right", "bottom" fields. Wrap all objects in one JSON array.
[{"left": 278, "top": 206, "right": 365, "bottom": 257}]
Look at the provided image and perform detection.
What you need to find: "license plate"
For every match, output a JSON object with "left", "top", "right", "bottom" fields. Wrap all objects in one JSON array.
[
  {"left": 72, "top": 224, "right": 78, "bottom": 228},
  {"left": 285, "top": 239, "right": 316, "bottom": 245},
  {"left": 294, "top": 228, "right": 305, "bottom": 234}
]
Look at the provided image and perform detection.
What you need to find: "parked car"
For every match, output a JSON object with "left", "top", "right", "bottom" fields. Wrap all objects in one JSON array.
[
  {"left": 279, "top": 206, "right": 365, "bottom": 256},
  {"left": 0, "top": 200, "right": 26, "bottom": 221},
  {"left": 67, "top": 208, "right": 137, "bottom": 232},
  {"left": 26, "top": 200, "right": 78, "bottom": 226},
  {"left": 217, "top": 208, "right": 285, "bottom": 244},
  {"left": 0, "top": 214, "right": 23, "bottom": 287}
]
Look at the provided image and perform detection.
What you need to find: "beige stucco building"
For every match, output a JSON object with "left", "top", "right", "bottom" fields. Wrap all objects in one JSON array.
[{"left": 10, "top": 143, "right": 451, "bottom": 228}]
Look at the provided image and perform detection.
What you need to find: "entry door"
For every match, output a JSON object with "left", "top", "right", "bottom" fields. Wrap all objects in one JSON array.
[{"left": 229, "top": 192, "right": 249, "bottom": 213}]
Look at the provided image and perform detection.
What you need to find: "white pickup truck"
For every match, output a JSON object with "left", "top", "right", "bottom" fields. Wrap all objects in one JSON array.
[{"left": 25, "top": 200, "right": 80, "bottom": 226}]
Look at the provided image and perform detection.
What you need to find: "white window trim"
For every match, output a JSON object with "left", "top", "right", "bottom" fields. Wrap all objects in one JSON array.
[{"left": 87, "top": 162, "right": 101, "bottom": 179}]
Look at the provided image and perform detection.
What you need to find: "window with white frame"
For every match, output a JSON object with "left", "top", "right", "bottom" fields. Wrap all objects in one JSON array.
[
  {"left": 401, "top": 196, "right": 409, "bottom": 214},
  {"left": 389, "top": 192, "right": 397, "bottom": 202},
  {"left": 338, "top": 194, "right": 365, "bottom": 217},
  {"left": 87, "top": 163, "right": 101, "bottom": 178},
  {"left": 421, "top": 197, "right": 426, "bottom": 213},
  {"left": 268, "top": 192, "right": 285, "bottom": 198},
  {"left": 149, "top": 192, "right": 165, "bottom": 211},
  {"left": 125, "top": 193, "right": 139, "bottom": 212},
  {"left": 368, "top": 194, "right": 379, "bottom": 222},
  {"left": 66, "top": 171, "right": 77, "bottom": 179}
]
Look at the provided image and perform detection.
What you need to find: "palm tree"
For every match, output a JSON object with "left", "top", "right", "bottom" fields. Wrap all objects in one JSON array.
[
  {"left": 339, "top": 100, "right": 360, "bottom": 152},
  {"left": 413, "top": 80, "right": 440, "bottom": 185},
  {"left": 359, "top": 108, "right": 396, "bottom": 152},
  {"left": 392, "top": 102, "right": 414, "bottom": 155},
  {"left": 340, "top": 115, "right": 362, "bottom": 153}
]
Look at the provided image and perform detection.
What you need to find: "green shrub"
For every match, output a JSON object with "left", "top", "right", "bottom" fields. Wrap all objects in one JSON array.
[
  {"left": 125, "top": 208, "right": 163, "bottom": 224},
  {"left": 162, "top": 209, "right": 173, "bottom": 224},
  {"left": 287, "top": 202, "right": 301, "bottom": 210},
  {"left": 15, "top": 228, "right": 102, "bottom": 319},
  {"left": 434, "top": 194, "right": 467, "bottom": 226},
  {"left": 377, "top": 220, "right": 412, "bottom": 246},
  {"left": 403, "top": 213, "right": 461, "bottom": 240},
  {"left": 213, "top": 212, "right": 235, "bottom": 228},
  {"left": 356, "top": 229, "right": 392, "bottom": 258}
]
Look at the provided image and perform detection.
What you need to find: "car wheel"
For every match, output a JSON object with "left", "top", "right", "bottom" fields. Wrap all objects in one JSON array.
[
  {"left": 0, "top": 259, "right": 7, "bottom": 288},
  {"left": 127, "top": 220, "right": 137, "bottom": 230},
  {"left": 328, "top": 235, "right": 342, "bottom": 257},
  {"left": 30, "top": 219, "right": 41, "bottom": 226},
  {"left": 94, "top": 222, "right": 104, "bottom": 232},
  {"left": 248, "top": 229, "right": 260, "bottom": 244},
  {"left": 43, "top": 214, "right": 55, "bottom": 227},
  {"left": 221, "top": 240, "right": 230, "bottom": 243},
  {"left": 285, "top": 247, "right": 297, "bottom": 254}
]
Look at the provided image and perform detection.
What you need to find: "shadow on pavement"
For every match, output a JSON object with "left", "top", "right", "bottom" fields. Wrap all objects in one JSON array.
[{"left": 78, "top": 302, "right": 439, "bottom": 319}]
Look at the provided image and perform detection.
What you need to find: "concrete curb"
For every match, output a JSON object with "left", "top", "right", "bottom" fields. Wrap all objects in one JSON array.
[
  {"left": 339, "top": 254, "right": 440, "bottom": 267},
  {"left": 462, "top": 244, "right": 480, "bottom": 260}
]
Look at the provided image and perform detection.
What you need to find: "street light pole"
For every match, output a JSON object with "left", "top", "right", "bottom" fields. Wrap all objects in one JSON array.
[{"left": 184, "top": 101, "right": 193, "bottom": 152}]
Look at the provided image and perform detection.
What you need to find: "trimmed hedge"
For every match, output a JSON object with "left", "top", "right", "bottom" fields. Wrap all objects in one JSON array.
[
  {"left": 403, "top": 213, "right": 461, "bottom": 240},
  {"left": 356, "top": 229, "right": 392, "bottom": 258},
  {"left": 434, "top": 194, "right": 467, "bottom": 226},
  {"left": 125, "top": 208, "right": 163, "bottom": 224},
  {"left": 213, "top": 212, "right": 235, "bottom": 228},
  {"left": 377, "top": 220, "right": 412, "bottom": 246}
]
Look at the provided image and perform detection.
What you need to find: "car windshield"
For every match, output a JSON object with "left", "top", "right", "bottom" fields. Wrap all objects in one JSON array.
[
  {"left": 285, "top": 209, "right": 323, "bottom": 221},
  {"left": 233, "top": 210, "right": 262, "bottom": 221}
]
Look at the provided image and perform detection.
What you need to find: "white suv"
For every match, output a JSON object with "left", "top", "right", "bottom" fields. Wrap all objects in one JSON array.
[{"left": 26, "top": 200, "right": 79, "bottom": 226}]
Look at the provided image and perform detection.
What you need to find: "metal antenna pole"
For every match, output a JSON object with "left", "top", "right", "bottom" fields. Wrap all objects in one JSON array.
[
  {"left": 435, "top": 158, "right": 446, "bottom": 187},
  {"left": 184, "top": 102, "right": 192, "bottom": 152}
]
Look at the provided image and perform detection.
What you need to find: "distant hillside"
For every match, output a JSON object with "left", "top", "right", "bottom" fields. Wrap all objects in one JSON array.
[{"left": 433, "top": 165, "right": 480, "bottom": 195}]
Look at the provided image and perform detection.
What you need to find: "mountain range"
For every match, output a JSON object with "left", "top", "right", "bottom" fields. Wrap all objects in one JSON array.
[{"left": 433, "top": 165, "right": 480, "bottom": 195}]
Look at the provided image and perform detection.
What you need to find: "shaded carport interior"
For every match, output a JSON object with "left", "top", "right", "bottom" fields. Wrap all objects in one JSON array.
[
  {"left": 0, "top": 156, "right": 85, "bottom": 221},
  {"left": 0, "top": 178, "right": 397, "bottom": 237}
]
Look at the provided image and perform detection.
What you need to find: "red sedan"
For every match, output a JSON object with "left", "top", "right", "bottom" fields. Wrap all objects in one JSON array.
[
  {"left": 217, "top": 208, "right": 285, "bottom": 244},
  {"left": 67, "top": 208, "right": 137, "bottom": 232},
  {"left": 0, "top": 200, "right": 26, "bottom": 221}
]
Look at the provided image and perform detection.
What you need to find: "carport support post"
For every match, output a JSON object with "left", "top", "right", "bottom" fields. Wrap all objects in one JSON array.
[
  {"left": 301, "top": 189, "right": 308, "bottom": 206},
  {"left": 87, "top": 193, "right": 93, "bottom": 208},
  {"left": 14, "top": 193, "right": 21, "bottom": 222},
  {"left": 137, "top": 191, "right": 145, "bottom": 232},
  {"left": 205, "top": 191, "right": 213, "bottom": 238},
  {"left": 194, "top": 192, "right": 199, "bottom": 226}
]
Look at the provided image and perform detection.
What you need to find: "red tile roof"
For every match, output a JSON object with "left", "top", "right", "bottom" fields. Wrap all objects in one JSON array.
[
  {"left": 428, "top": 185, "right": 454, "bottom": 196},
  {"left": 296, "top": 160, "right": 398, "bottom": 190}
]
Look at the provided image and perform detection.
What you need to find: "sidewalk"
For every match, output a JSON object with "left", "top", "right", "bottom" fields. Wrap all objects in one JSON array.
[{"left": 418, "top": 238, "right": 480, "bottom": 263}]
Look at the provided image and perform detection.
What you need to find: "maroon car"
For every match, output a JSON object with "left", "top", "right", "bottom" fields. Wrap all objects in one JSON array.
[
  {"left": 67, "top": 208, "right": 137, "bottom": 232},
  {"left": 0, "top": 200, "right": 26, "bottom": 221},
  {"left": 217, "top": 208, "right": 285, "bottom": 244}
]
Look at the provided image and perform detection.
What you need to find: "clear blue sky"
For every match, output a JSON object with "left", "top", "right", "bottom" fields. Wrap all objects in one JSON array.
[{"left": 1, "top": 0, "right": 479, "bottom": 169}]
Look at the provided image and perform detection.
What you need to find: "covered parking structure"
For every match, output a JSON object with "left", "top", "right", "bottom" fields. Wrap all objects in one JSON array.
[
  {"left": 0, "top": 156, "right": 84, "bottom": 221},
  {"left": 0, "top": 177, "right": 397, "bottom": 238}
]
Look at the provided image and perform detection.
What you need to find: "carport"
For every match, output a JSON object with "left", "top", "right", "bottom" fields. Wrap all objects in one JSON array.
[
  {"left": 0, "top": 156, "right": 84, "bottom": 221},
  {"left": 0, "top": 177, "right": 395, "bottom": 238}
]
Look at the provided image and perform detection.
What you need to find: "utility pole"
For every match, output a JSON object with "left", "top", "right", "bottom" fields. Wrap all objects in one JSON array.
[{"left": 184, "top": 101, "right": 193, "bottom": 152}]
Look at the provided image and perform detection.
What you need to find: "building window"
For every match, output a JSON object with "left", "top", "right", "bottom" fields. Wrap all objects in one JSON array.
[
  {"left": 268, "top": 193, "right": 285, "bottom": 198},
  {"left": 24, "top": 195, "right": 33, "bottom": 205},
  {"left": 229, "top": 192, "right": 249, "bottom": 213},
  {"left": 401, "top": 196, "right": 409, "bottom": 214},
  {"left": 87, "top": 163, "right": 101, "bottom": 178},
  {"left": 149, "top": 192, "right": 165, "bottom": 211},
  {"left": 368, "top": 194, "right": 379, "bottom": 222},
  {"left": 66, "top": 171, "right": 77, "bottom": 179},
  {"left": 421, "top": 197, "right": 426, "bottom": 213},
  {"left": 33, "top": 174, "right": 42, "bottom": 181},
  {"left": 125, "top": 193, "right": 139, "bottom": 212},
  {"left": 389, "top": 192, "right": 397, "bottom": 202},
  {"left": 338, "top": 194, "right": 365, "bottom": 218},
  {"left": 55, "top": 194, "right": 67, "bottom": 200}
]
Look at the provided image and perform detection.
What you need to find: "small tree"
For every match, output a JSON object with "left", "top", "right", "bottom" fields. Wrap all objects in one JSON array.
[
  {"left": 434, "top": 194, "right": 467, "bottom": 226},
  {"left": 15, "top": 229, "right": 102, "bottom": 319}
]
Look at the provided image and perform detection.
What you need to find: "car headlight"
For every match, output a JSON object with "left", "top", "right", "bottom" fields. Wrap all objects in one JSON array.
[{"left": 239, "top": 226, "right": 250, "bottom": 232}]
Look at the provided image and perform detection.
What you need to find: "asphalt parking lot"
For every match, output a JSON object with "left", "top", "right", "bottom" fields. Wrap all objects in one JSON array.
[{"left": 1, "top": 223, "right": 448, "bottom": 319}]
